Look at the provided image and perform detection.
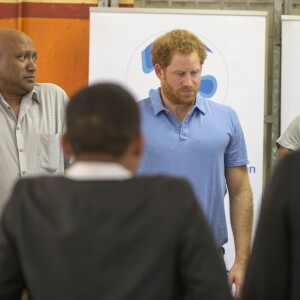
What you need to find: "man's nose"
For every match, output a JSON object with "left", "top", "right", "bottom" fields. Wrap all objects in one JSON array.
[
  {"left": 182, "top": 74, "right": 193, "bottom": 86},
  {"left": 27, "top": 58, "right": 37, "bottom": 71}
]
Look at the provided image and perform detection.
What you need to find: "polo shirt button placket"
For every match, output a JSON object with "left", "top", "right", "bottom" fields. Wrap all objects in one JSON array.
[{"left": 180, "top": 124, "right": 188, "bottom": 140}]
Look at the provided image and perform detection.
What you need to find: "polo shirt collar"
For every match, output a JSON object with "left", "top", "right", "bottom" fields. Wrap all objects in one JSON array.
[
  {"left": 150, "top": 88, "right": 207, "bottom": 116},
  {"left": 150, "top": 88, "right": 166, "bottom": 116},
  {"left": 194, "top": 93, "right": 208, "bottom": 115}
]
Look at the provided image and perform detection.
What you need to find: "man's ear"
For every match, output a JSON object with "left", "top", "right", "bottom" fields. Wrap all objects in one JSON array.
[
  {"left": 61, "top": 133, "right": 72, "bottom": 157},
  {"left": 154, "top": 64, "right": 164, "bottom": 79}
]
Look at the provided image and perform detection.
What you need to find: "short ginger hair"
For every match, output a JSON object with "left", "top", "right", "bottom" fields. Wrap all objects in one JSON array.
[{"left": 151, "top": 29, "right": 207, "bottom": 69}]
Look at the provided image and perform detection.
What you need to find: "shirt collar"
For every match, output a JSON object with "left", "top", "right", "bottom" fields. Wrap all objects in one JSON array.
[
  {"left": 150, "top": 88, "right": 207, "bottom": 116},
  {"left": 194, "top": 93, "right": 208, "bottom": 115},
  {"left": 65, "top": 161, "right": 133, "bottom": 181},
  {"left": 31, "top": 87, "right": 40, "bottom": 103},
  {"left": 149, "top": 88, "right": 166, "bottom": 116},
  {"left": 0, "top": 88, "right": 39, "bottom": 105}
]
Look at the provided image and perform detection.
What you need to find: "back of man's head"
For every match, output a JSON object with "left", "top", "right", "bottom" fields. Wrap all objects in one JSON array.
[{"left": 66, "top": 83, "right": 140, "bottom": 158}]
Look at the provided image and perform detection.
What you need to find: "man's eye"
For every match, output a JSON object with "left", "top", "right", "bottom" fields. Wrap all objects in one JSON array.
[
  {"left": 32, "top": 55, "right": 38, "bottom": 63},
  {"left": 18, "top": 54, "right": 27, "bottom": 61}
]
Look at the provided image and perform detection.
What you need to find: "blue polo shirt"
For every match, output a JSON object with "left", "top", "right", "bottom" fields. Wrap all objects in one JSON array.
[{"left": 137, "top": 88, "right": 249, "bottom": 246}]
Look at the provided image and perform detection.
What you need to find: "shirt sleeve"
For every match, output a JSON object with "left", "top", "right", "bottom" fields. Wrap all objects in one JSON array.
[
  {"left": 61, "top": 88, "right": 70, "bottom": 170},
  {"left": 224, "top": 108, "right": 249, "bottom": 167},
  {"left": 276, "top": 115, "right": 300, "bottom": 151}
]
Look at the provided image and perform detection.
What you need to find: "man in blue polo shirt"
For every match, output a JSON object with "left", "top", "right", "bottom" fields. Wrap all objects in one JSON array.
[{"left": 137, "top": 29, "right": 253, "bottom": 300}]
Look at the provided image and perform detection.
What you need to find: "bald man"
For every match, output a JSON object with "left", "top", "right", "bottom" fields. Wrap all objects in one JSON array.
[{"left": 0, "top": 29, "right": 69, "bottom": 214}]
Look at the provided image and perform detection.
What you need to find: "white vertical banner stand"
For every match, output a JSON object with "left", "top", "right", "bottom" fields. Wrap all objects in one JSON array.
[
  {"left": 281, "top": 15, "right": 300, "bottom": 133},
  {"left": 89, "top": 7, "right": 267, "bottom": 269}
]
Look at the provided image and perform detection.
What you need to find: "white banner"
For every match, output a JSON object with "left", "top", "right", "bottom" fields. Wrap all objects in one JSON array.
[
  {"left": 281, "top": 16, "right": 300, "bottom": 133},
  {"left": 89, "top": 7, "right": 267, "bottom": 268}
]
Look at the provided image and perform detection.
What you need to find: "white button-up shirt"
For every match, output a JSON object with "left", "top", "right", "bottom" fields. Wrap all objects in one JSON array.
[{"left": 0, "top": 83, "right": 68, "bottom": 213}]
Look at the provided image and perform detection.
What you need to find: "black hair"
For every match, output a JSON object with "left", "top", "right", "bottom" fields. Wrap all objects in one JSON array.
[{"left": 66, "top": 83, "right": 140, "bottom": 157}]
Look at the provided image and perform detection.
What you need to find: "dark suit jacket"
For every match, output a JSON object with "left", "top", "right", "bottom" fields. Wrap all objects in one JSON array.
[
  {"left": 243, "top": 151, "right": 300, "bottom": 299},
  {"left": 0, "top": 175, "right": 231, "bottom": 300}
]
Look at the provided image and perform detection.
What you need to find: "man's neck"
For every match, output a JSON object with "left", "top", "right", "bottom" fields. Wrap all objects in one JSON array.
[
  {"left": 74, "top": 153, "right": 121, "bottom": 162},
  {"left": 160, "top": 93, "right": 195, "bottom": 123},
  {"left": 1, "top": 92, "right": 23, "bottom": 117}
]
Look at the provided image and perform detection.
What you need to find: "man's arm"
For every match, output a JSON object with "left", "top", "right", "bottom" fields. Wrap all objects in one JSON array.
[{"left": 225, "top": 165, "right": 253, "bottom": 300}]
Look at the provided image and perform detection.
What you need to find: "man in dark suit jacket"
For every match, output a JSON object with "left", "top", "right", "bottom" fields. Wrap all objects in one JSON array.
[
  {"left": 0, "top": 83, "right": 232, "bottom": 300},
  {"left": 242, "top": 150, "right": 300, "bottom": 299}
]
